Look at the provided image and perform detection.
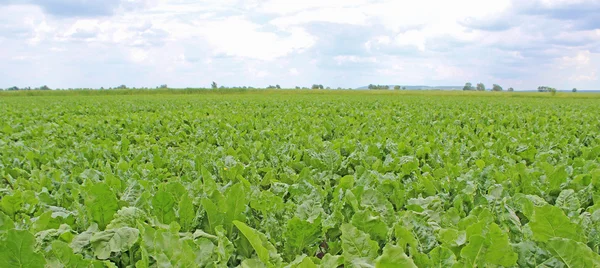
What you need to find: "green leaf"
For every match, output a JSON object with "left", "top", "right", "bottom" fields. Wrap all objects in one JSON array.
[
  {"left": 106, "top": 207, "right": 148, "bottom": 229},
  {"left": 90, "top": 227, "right": 139, "bottom": 260},
  {"left": 0, "top": 211, "right": 14, "bottom": 231},
  {"left": 485, "top": 224, "right": 518, "bottom": 266},
  {"left": 529, "top": 205, "right": 584, "bottom": 242},
  {"left": 546, "top": 238, "right": 600, "bottom": 267},
  {"left": 437, "top": 228, "right": 466, "bottom": 247},
  {"left": 375, "top": 244, "right": 417, "bottom": 268},
  {"left": 284, "top": 217, "right": 323, "bottom": 259},
  {"left": 241, "top": 258, "right": 267, "bottom": 268},
  {"left": 548, "top": 165, "right": 568, "bottom": 191},
  {"left": 85, "top": 183, "right": 119, "bottom": 230},
  {"left": 178, "top": 194, "right": 195, "bottom": 232},
  {"left": 152, "top": 189, "right": 176, "bottom": 224},
  {"left": 223, "top": 183, "right": 248, "bottom": 234},
  {"left": 459, "top": 235, "right": 486, "bottom": 268},
  {"left": 428, "top": 247, "right": 456, "bottom": 267},
  {"left": 285, "top": 255, "right": 318, "bottom": 268},
  {"left": 341, "top": 223, "right": 379, "bottom": 265},
  {"left": 233, "top": 220, "right": 281, "bottom": 265},
  {"left": 215, "top": 225, "right": 234, "bottom": 265},
  {"left": 70, "top": 224, "right": 99, "bottom": 254},
  {"left": 0, "top": 191, "right": 23, "bottom": 217},
  {"left": 49, "top": 240, "right": 96, "bottom": 268},
  {"left": 0, "top": 229, "right": 46, "bottom": 268},
  {"left": 318, "top": 254, "right": 343, "bottom": 268},
  {"left": 394, "top": 224, "right": 418, "bottom": 252},
  {"left": 294, "top": 256, "right": 317, "bottom": 268},
  {"left": 201, "top": 197, "right": 223, "bottom": 233},
  {"left": 555, "top": 189, "right": 581, "bottom": 216},
  {"left": 351, "top": 209, "right": 388, "bottom": 243},
  {"left": 138, "top": 224, "right": 197, "bottom": 267},
  {"left": 514, "top": 241, "right": 561, "bottom": 268}
]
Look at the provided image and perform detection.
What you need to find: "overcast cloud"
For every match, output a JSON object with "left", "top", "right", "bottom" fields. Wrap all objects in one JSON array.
[{"left": 0, "top": 0, "right": 599, "bottom": 90}]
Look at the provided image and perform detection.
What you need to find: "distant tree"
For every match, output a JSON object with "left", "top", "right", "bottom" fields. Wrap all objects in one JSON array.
[
  {"left": 159, "top": 84, "right": 168, "bottom": 89},
  {"left": 492, "top": 84, "right": 503, "bottom": 91},
  {"left": 549, "top": 87, "right": 557, "bottom": 95},
  {"left": 508, "top": 87, "right": 514, "bottom": 92},
  {"left": 276, "top": 84, "right": 281, "bottom": 89},
  {"left": 402, "top": 86, "right": 406, "bottom": 90},
  {"left": 116, "top": 85, "right": 127, "bottom": 89},
  {"left": 463, "top": 82, "right": 473, "bottom": 91},
  {"left": 211, "top": 81, "right": 218, "bottom": 89},
  {"left": 8, "top": 86, "right": 19, "bottom": 91},
  {"left": 476, "top": 83, "right": 485, "bottom": 91},
  {"left": 572, "top": 88, "right": 577, "bottom": 92},
  {"left": 326, "top": 87, "right": 331, "bottom": 89},
  {"left": 369, "top": 84, "right": 391, "bottom": 90},
  {"left": 295, "top": 86, "right": 300, "bottom": 89},
  {"left": 394, "top": 85, "right": 401, "bottom": 90},
  {"left": 39, "top": 85, "right": 50, "bottom": 90}
]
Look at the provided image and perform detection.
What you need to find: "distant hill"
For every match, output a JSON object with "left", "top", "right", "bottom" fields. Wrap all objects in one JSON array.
[{"left": 356, "top": 85, "right": 463, "bottom": 90}]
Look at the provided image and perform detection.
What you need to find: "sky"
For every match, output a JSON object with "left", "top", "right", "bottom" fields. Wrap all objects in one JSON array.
[{"left": 0, "top": 0, "right": 599, "bottom": 90}]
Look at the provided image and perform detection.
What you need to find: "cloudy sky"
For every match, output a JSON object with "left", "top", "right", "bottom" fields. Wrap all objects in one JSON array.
[{"left": 0, "top": 0, "right": 599, "bottom": 90}]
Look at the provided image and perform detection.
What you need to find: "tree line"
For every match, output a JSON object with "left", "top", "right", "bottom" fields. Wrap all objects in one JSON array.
[{"left": 0, "top": 82, "right": 580, "bottom": 92}]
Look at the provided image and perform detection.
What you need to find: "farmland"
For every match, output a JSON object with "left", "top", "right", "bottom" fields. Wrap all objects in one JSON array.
[{"left": 1, "top": 90, "right": 600, "bottom": 267}]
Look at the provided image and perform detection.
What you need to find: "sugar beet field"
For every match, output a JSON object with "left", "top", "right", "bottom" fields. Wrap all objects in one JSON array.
[{"left": 1, "top": 91, "right": 600, "bottom": 267}]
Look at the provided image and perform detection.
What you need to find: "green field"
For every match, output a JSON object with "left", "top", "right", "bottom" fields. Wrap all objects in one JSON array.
[{"left": 1, "top": 91, "right": 600, "bottom": 267}]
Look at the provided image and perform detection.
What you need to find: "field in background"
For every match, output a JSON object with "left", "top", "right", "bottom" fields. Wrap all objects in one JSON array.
[
  {"left": 2, "top": 88, "right": 600, "bottom": 99},
  {"left": 1, "top": 91, "right": 600, "bottom": 267}
]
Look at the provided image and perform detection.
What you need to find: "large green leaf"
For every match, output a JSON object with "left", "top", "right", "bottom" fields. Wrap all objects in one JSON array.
[
  {"left": 70, "top": 224, "right": 99, "bottom": 254},
  {"left": 351, "top": 209, "right": 388, "bottom": 243},
  {"left": 0, "top": 211, "right": 14, "bottom": 231},
  {"left": 223, "top": 183, "right": 248, "bottom": 234},
  {"left": 106, "top": 207, "right": 147, "bottom": 229},
  {"left": 284, "top": 217, "right": 323, "bottom": 259},
  {"left": 90, "top": 227, "right": 139, "bottom": 259},
  {"left": 178, "top": 193, "right": 195, "bottom": 232},
  {"left": 85, "top": 183, "right": 119, "bottom": 230},
  {"left": 485, "top": 224, "right": 518, "bottom": 266},
  {"left": 546, "top": 237, "right": 600, "bottom": 267},
  {"left": 428, "top": 246, "right": 456, "bottom": 267},
  {"left": 233, "top": 220, "right": 282, "bottom": 266},
  {"left": 375, "top": 244, "right": 417, "bottom": 268},
  {"left": 48, "top": 240, "right": 98, "bottom": 268},
  {"left": 341, "top": 223, "right": 379, "bottom": 266},
  {"left": 151, "top": 189, "right": 176, "bottom": 224},
  {"left": 459, "top": 235, "right": 486, "bottom": 267},
  {"left": 138, "top": 224, "right": 198, "bottom": 267},
  {"left": 529, "top": 205, "right": 584, "bottom": 242},
  {"left": 0, "top": 191, "right": 23, "bottom": 217},
  {"left": 0, "top": 229, "right": 46, "bottom": 268}
]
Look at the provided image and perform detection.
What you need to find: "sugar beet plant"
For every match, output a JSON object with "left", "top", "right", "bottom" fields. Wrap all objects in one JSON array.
[{"left": 1, "top": 92, "right": 600, "bottom": 267}]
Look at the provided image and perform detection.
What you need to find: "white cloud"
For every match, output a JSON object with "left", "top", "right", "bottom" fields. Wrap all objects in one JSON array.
[
  {"left": 560, "top": 50, "right": 592, "bottom": 67},
  {"left": 1, "top": 0, "right": 600, "bottom": 89},
  {"left": 199, "top": 17, "right": 316, "bottom": 60},
  {"left": 334, "top": 55, "right": 377, "bottom": 64},
  {"left": 570, "top": 72, "right": 597, "bottom": 81}
]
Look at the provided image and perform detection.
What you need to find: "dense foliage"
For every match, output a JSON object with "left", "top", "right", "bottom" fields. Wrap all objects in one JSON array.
[{"left": 1, "top": 92, "right": 600, "bottom": 267}]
